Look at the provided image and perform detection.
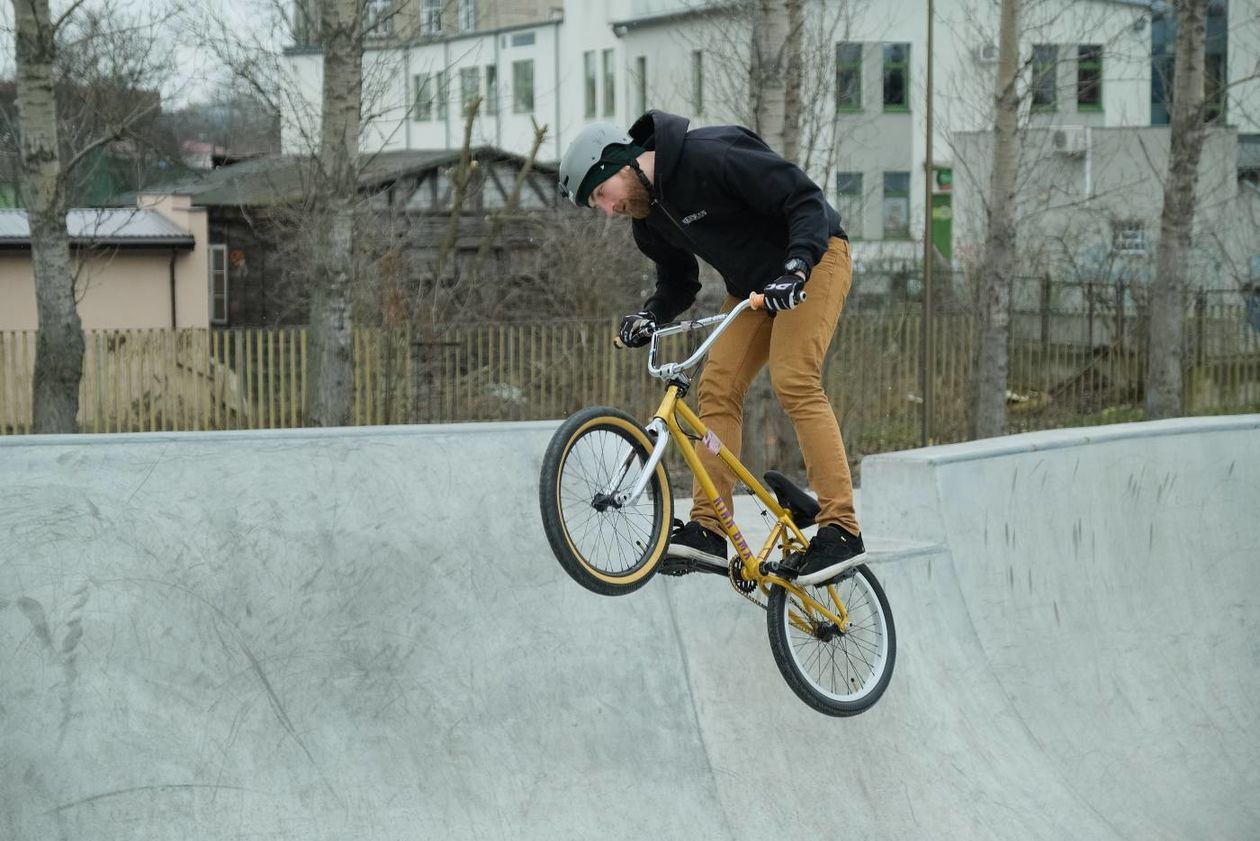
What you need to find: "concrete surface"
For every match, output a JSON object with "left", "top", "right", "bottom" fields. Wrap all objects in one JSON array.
[{"left": 1, "top": 416, "right": 1257, "bottom": 840}]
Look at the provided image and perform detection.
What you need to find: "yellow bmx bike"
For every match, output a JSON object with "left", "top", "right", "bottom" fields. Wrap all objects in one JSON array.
[{"left": 539, "top": 295, "right": 896, "bottom": 716}]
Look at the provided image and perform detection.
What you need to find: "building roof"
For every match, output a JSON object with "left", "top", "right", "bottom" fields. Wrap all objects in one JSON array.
[
  {"left": 0, "top": 208, "right": 195, "bottom": 249},
  {"left": 113, "top": 148, "right": 558, "bottom": 208}
]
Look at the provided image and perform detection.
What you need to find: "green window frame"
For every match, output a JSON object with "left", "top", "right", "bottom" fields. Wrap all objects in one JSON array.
[
  {"left": 882, "top": 43, "right": 910, "bottom": 111},
  {"left": 836, "top": 172, "right": 863, "bottom": 239},
  {"left": 882, "top": 171, "right": 911, "bottom": 239},
  {"left": 1031, "top": 45, "right": 1057, "bottom": 112},
  {"left": 691, "top": 50, "right": 704, "bottom": 115},
  {"left": 1077, "top": 44, "right": 1103, "bottom": 111},
  {"left": 836, "top": 42, "right": 862, "bottom": 111},
  {"left": 513, "top": 59, "right": 534, "bottom": 114}
]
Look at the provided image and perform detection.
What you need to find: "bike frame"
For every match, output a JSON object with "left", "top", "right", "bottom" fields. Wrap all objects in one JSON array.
[{"left": 612, "top": 297, "right": 851, "bottom": 631}]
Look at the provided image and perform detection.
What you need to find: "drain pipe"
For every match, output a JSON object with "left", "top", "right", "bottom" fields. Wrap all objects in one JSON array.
[{"left": 169, "top": 249, "right": 178, "bottom": 328}]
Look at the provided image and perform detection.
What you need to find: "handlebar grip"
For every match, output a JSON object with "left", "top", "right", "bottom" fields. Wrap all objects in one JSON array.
[
  {"left": 749, "top": 292, "right": 766, "bottom": 310},
  {"left": 613, "top": 334, "right": 627, "bottom": 349}
]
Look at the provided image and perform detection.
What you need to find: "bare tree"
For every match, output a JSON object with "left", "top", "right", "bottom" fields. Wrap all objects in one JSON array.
[
  {"left": 306, "top": 0, "right": 364, "bottom": 427},
  {"left": 10, "top": 0, "right": 81, "bottom": 432},
  {"left": 973, "top": 0, "right": 1020, "bottom": 439},
  {"left": 1147, "top": 0, "right": 1210, "bottom": 419}
]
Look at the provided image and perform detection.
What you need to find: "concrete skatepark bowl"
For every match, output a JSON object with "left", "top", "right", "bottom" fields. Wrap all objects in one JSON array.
[{"left": 2, "top": 414, "right": 1257, "bottom": 839}]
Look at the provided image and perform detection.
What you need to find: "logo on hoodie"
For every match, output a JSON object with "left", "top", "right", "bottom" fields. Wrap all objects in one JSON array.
[{"left": 681, "top": 210, "right": 708, "bottom": 225}]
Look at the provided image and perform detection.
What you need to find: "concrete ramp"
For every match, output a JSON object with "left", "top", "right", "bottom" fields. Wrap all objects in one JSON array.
[{"left": 2, "top": 416, "right": 1258, "bottom": 839}]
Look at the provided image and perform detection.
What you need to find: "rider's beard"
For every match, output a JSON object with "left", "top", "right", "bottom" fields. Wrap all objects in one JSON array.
[{"left": 618, "top": 173, "right": 652, "bottom": 220}]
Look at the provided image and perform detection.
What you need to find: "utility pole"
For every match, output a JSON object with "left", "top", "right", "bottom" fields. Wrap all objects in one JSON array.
[{"left": 921, "top": 0, "right": 935, "bottom": 447}]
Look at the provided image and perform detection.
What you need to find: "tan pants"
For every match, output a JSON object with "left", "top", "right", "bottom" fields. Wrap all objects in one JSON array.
[{"left": 690, "top": 236, "right": 858, "bottom": 535}]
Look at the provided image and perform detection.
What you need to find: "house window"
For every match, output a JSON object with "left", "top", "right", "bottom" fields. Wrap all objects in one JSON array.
[
  {"left": 460, "top": 67, "right": 480, "bottom": 114},
  {"left": 584, "top": 51, "right": 597, "bottom": 118},
  {"left": 691, "top": 51, "right": 704, "bottom": 114},
  {"left": 210, "top": 244, "right": 228, "bottom": 325},
  {"left": 882, "top": 171, "right": 910, "bottom": 239},
  {"left": 836, "top": 172, "right": 863, "bottom": 239},
  {"left": 458, "top": 0, "right": 476, "bottom": 31},
  {"left": 1077, "top": 44, "right": 1102, "bottom": 111},
  {"left": 883, "top": 43, "right": 910, "bottom": 111},
  {"left": 513, "top": 59, "right": 534, "bottom": 113},
  {"left": 421, "top": 0, "right": 441, "bottom": 34},
  {"left": 635, "top": 56, "right": 647, "bottom": 115},
  {"left": 1031, "top": 45, "right": 1057, "bottom": 111},
  {"left": 1112, "top": 220, "right": 1147, "bottom": 254},
  {"left": 602, "top": 49, "right": 616, "bottom": 116},
  {"left": 485, "top": 65, "right": 498, "bottom": 115},
  {"left": 436, "top": 70, "right": 449, "bottom": 120},
  {"left": 365, "top": 0, "right": 393, "bottom": 37},
  {"left": 414, "top": 73, "right": 434, "bottom": 121},
  {"left": 835, "top": 42, "right": 862, "bottom": 111},
  {"left": 510, "top": 32, "right": 534, "bottom": 47}
]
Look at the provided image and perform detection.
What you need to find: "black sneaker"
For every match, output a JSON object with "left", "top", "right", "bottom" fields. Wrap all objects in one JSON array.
[
  {"left": 788, "top": 524, "right": 866, "bottom": 586},
  {"left": 664, "top": 519, "right": 728, "bottom": 564}
]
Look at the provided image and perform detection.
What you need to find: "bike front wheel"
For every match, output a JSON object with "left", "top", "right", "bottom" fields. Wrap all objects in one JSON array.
[
  {"left": 539, "top": 407, "right": 673, "bottom": 596},
  {"left": 766, "top": 566, "right": 896, "bottom": 716}
]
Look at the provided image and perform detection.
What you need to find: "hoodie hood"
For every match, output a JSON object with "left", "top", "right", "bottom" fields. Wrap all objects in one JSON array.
[{"left": 628, "top": 110, "right": 691, "bottom": 190}]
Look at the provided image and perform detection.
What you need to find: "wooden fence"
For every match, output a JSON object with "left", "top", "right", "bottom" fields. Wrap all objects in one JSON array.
[{"left": 2, "top": 306, "right": 1259, "bottom": 463}]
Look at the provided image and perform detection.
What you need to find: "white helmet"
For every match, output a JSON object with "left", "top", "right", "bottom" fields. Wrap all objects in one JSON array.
[{"left": 558, "top": 122, "right": 634, "bottom": 206}]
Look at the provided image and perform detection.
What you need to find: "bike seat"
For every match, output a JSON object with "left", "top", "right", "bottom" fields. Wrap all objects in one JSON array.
[{"left": 763, "top": 471, "right": 820, "bottom": 528}]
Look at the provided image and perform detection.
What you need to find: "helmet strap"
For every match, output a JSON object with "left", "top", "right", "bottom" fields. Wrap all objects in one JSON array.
[{"left": 627, "top": 159, "right": 657, "bottom": 204}]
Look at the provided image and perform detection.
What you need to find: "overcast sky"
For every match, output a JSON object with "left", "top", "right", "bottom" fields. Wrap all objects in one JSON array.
[{"left": 0, "top": 0, "right": 286, "bottom": 108}]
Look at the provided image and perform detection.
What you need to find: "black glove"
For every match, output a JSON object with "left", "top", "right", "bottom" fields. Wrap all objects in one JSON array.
[
  {"left": 762, "top": 275, "right": 807, "bottom": 312},
  {"left": 618, "top": 310, "right": 656, "bottom": 348}
]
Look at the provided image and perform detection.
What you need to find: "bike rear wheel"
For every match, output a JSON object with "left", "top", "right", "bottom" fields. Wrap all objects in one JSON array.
[
  {"left": 766, "top": 566, "right": 896, "bottom": 716},
  {"left": 539, "top": 407, "right": 672, "bottom": 596}
]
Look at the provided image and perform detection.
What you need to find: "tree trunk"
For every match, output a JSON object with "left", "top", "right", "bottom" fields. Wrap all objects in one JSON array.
[
  {"left": 1147, "top": 0, "right": 1208, "bottom": 420},
  {"left": 744, "top": 0, "right": 805, "bottom": 481},
  {"left": 973, "top": 0, "right": 1020, "bottom": 439},
  {"left": 12, "top": 0, "right": 84, "bottom": 433},
  {"left": 308, "top": 0, "right": 363, "bottom": 427}
]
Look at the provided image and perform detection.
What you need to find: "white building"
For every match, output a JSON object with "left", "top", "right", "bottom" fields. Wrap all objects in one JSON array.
[{"left": 281, "top": 0, "right": 1260, "bottom": 288}]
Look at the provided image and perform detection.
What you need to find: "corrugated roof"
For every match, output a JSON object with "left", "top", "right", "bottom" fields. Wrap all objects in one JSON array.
[{"left": 0, "top": 208, "right": 194, "bottom": 246}]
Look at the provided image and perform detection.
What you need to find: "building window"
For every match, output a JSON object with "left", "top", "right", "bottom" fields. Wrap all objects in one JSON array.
[
  {"left": 510, "top": 32, "right": 534, "bottom": 47},
  {"left": 436, "top": 70, "right": 449, "bottom": 119},
  {"left": 1111, "top": 220, "right": 1147, "bottom": 254},
  {"left": 836, "top": 172, "right": 863, "bottom": 239},
  {"left": 460, "top": 67, "right": 480, "bottom": 115},
  {"left": 414, "top": 73, "right": 434, "bottom": 121},
  {"left": 210, "top": 244, "right": 228, "bottom": 325},
  {"left": 1077, "top": 44, "right": 1102, "bottom": 111},
  {"left": 513, "top": 59, "right": 534, "bottom": 113},
  {"left": 583, "top": 51, "right": 596, "bottom": 118},
  {"left": 1150, "top": 7, "right": 1228, "bottom": 126},
  {"left": 421, "top": 0, "right": 441, "bottom": 34},
  {"left": 883, "top": 43, "right": 910, "bottom": 111},
  {"left": 602, "top": 49, "right": 616, "bottom": 117},
  {"left": 1241, "top": 135, "right": 1260, "bottom": 188},
  {"left": 458, "top": 0, "right": 476, "bottom": 31},
  {"left": 485, "top": 65, "right": 498, "bottom": 115},
  {"left": 635, "top": 56, "right": 647, "bottom": 115},
  {"left": 882, "top": 171, "right": 910, "bottom": 239},
  {"left": 691, "top": 51, "right": 704, "bottom": 114},
  {"left": 835, "top": 42, "right": 862, "bottom": 111},
  {"left": 1031, "top": 45, "right": 1057, "bottom": 111},
  {"left": 365, "top": 0, "right": 394, "bottom": 37}
]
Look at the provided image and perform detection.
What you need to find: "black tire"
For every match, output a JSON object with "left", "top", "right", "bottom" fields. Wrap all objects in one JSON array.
[
  {"left": 766, "top": 565, "right": 896, "bottom": 716},
  {"left": 539, "top": 407, "right": 673, "bottom": 596}
]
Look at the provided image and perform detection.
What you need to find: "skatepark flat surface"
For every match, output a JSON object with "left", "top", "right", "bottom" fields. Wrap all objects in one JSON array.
[{"left": 2, "top": 415, "right": 1258, "bottom": 840}]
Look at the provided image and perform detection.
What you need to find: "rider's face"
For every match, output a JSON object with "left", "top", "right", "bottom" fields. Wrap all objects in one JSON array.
[{"left": 589, "top": 168, "right": 651, "bottom": 220}]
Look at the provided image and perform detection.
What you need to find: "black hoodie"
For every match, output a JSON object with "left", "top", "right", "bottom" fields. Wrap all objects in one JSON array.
[{"left": 628, "top": 111, "right": 846, "bottom": 323}]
